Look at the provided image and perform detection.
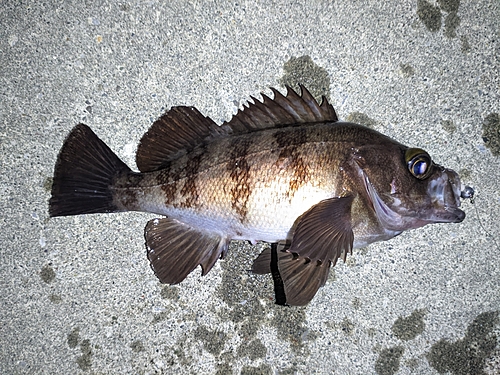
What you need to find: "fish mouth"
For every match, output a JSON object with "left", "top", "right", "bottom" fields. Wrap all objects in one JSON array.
[{"left": 426, "top": 168, "right": 465, "bottom": 224}]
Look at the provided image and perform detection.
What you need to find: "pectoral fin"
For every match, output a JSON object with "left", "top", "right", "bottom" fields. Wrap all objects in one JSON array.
[
  {"left": 145, "top": 218, "right": 229, "bottom": 284},
  {"left": 280, "top": 196, "right": 355, "bottom": 306}
]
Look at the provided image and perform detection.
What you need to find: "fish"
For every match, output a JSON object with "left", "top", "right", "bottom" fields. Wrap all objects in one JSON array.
[{"left": 49, "top": 85, "right": 472, "bottom": 306}]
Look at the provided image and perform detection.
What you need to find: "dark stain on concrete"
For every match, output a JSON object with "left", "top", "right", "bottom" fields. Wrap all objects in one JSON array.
[
  {"left": 151, "top": 311, "right": 169, "bottom": 324},
  {"left": 427, "top": 311, "right": 499, "bottom": 375},
  {"left": 160, "top": 285, "right": 180, "bottom": 300},
  {"left": 130, "top": 340, "right": 145, "bottom": 353},
  {"left": 392, "top": 309, "right": 426, "bottom": 341},
  {"left": 164, "top": 336, "right": 192, "bottom": 368},
  {"left": 340, "top": 317, "right": 355, "bottom": 335},
  {"left": 279, "top": 55, "right": 331, "bottom": 103},
  {"left": 67, "top": 327, "right": 80, "bottom": 349},
  {"left": 375, "top": 346, "right": 405, "bottom": 375},
  {"left": 438, "top": 0, "right": 459, "bottom": 12},
  {"left": 417, "top": 0, "right": 461, "bottom": 38},
  {"left": 346, "top": 112, "right": 378, "bottom": 129},
  {"left": 49, "top": 294, "right": 62, "bottom": 303},
  {"left": 352, "top": 297, "right": 361, "bottom": 310},
  {"left": 241, "top": 363, "right": 273, "bottom": 375},
  {"left": 329, "top": 317, "right": 356, "bottom": 336},
  {"left": 458, "top": 168, "right": 472, "bottom": 181},
  {"left": 404, "top": 357, "right": 419, "bottom": 370},
  {"left": 157, "top": 241, "right": 315, "bottom": 373},
  {"left": 441, "top": 119, "right": 456, "bottom": 133},
  {"left": 40, "top": 264, "right": 55, "bottom": 283},
  {"left": 237, "top": 338, "right": 267, "bottom": 360},
  {"left": 194, "top": 326, "right": 227, "bottom": 356},
  {"left": 399, "top": 63, "right": 416, "bottom": 78},
  {"left": 327, "top": 268, "right": 337, "bottom": 282},
  {"left": 444, "top": 11, "right": 460, "bottom": 38},
  {"left": 214, "top": 240, "right": 315, "bottom": 371},
  {"left": 417, "top": 0, "right": 442, "bottom": 32},
  {"left": 272, "top": 306, "right": 315, "bottom": 352},
  {"left": 67, "top": 327, "right": 92, "bottom": 371},
  {"left": 44, "top": 176, "right": 53, "bottom": 192},
  {"left": 76, "top": 339, "right": 92, "bottom": 371},
  {"left": 482, "top": 113, "right": 500, "bottom": 156},
  {"left": 278, "top": 368, "right": 299, "bottom": 375},
  {"left": 460, "top": 35, "right": 471, "bottom": 53},
  {"left": 215, "top": 360, "right": 233, "bottom": 375}
]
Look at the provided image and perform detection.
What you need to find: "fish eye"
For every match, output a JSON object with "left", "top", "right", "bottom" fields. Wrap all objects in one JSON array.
[{"left": 405, "top": 148, "right": 433, "bottom": 180}]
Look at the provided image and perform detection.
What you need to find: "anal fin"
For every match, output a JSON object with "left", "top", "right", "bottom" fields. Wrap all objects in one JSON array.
[{"left": 145, "top": 218, "right": 229, "bottom": 284}]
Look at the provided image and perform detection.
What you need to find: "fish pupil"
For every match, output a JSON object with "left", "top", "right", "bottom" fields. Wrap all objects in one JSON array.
[{"left": 413, "top": 159, "right": 428, "bottom": 176}]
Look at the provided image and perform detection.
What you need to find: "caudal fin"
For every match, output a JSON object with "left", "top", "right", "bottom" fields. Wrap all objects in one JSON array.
[{"left": 49, "top": 124, "right": 131, "bottom": 217}]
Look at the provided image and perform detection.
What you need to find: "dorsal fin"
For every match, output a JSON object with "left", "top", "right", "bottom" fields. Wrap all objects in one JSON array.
[
  {"left": 136, "top": 106, "right": 227, "bottom": 172},
  {"left": 222, "top": 84, "right": 338, "bottom": 134},
  {"left": 136, "top": 85, "right": 338, "bottom": 172}
]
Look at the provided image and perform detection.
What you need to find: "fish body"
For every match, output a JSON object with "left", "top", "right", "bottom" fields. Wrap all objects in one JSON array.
[{"left": 50, "top": 86, "right": 468, "bottom": 305}]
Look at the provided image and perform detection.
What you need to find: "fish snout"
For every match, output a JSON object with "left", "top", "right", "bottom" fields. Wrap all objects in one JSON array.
[{"left": 427, "top": 168, "right": 466, "bottom": 223}]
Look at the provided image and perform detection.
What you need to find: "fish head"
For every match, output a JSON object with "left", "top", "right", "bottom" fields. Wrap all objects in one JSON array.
[{"left": 351, "top": 142, "right": 466, "bottom": 232}]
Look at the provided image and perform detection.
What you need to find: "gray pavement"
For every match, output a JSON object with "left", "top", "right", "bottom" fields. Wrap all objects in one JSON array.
[{"left": 1, "top": 1, "right": 499, "bottom": 374}]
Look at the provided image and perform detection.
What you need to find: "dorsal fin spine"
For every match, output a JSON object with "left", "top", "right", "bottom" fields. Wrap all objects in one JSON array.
[{"left": 136, "top": 85, "right": 338, "bottom": 172}]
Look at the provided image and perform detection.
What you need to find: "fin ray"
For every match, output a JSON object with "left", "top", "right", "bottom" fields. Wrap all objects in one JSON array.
[
  {"left": 136, "top": 106, "right": 226, "bottom": 172},
  {"left": 277, "top": 196, "right": 355, "bottom": 305},
  {"left": 223, "top": 85, "right": 338, "bottom": 133},
  {"left": 278, "top": 251, "right": 330, "bottom": 306},
  {"left": 145, "top": 218, "right": 228, "bottom": 284},
  {"left": 136, "top": 86, "right": 337, "bottom": 172},
  {"left": 49, "top": 124, "right": 131, "bottom": 217},
  {"left": 289, "top": 196, "right": 354, "bottom": 263}
]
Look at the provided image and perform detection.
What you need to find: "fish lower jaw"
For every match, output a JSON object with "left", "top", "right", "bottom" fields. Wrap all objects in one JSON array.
[{"left": 424, "top": 205, "right": 466, "bottom": 224}]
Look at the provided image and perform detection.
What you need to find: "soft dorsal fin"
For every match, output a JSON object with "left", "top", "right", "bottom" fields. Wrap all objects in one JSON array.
[
  {"left": 222, "top": 84, "right": 338, "bottom": 134},
  {"left": 136, "top": 106, "right": 227, "bottom": 172},
  {"left": 136, "top": 85, "right": 338, "bottom": 172}
]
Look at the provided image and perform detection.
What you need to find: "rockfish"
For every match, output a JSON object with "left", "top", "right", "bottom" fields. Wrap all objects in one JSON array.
[{"left": 49, "top": 85, "right": 471, "bottom": 305}]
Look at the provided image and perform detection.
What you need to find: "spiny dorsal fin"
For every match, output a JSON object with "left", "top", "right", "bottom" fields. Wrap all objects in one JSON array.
[
  {"left": 136, "top": 86, "right": 338, "bottom": 172},
  {"left": 136, "top": 106, "right": 227, "bottom": 172},
  {"left": 222, "top": 84, "right": 338, "bottom": 134}
]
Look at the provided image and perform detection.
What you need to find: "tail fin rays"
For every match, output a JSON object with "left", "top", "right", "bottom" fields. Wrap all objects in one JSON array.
[{"left": 49, "top": 124, "right": 131, "bottom": 217}]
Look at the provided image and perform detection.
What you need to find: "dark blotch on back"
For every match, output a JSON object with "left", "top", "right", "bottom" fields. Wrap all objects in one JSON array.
[
  {"left": 180, "top": 153, "right": 203, "bottom": 208},
  {"left": 274, "top": 128, "right": 310, "bottom": 198},
  {"left": 157, "top": 164, "right": 180, "bottom": 206},
  {"left": 227, "top": 139, "right": 253, "bottom": 222},
  {"left": 115, "top": 172, "right": 143, "bottom": 209}
]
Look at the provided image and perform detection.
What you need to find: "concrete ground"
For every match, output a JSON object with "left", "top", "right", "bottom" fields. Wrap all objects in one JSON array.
[{"left": 1, "top": 1, "right": 499, "bottom": 374}]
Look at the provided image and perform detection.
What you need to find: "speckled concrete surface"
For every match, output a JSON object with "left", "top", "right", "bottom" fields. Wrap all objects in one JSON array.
[{"left": 1, "top": 1, "right": 499, "bottom": 374}]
